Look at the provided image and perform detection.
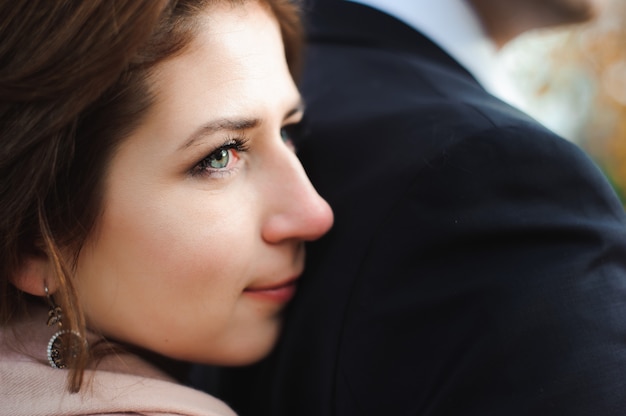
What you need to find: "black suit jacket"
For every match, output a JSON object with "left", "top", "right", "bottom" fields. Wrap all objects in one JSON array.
[{"left": 216, "top": 1, "right": 626, "bottom": 414}]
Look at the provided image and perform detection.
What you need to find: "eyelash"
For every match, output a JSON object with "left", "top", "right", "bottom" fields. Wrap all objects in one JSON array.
[
  {"left": 189, "top": 122, "right": 301, "bottom": 178},
  {"left": 191, "top": 136, "right": 250, "bottom": 178}
]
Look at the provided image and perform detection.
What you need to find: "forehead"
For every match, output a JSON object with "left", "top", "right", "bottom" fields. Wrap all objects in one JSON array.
[{"left": 147, "top": 1, "right": 290, "bottom": 116}]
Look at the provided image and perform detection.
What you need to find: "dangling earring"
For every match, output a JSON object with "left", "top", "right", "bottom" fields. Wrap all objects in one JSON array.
[{"left": 44, "top": 284, "right": 86, "bottom": 369}]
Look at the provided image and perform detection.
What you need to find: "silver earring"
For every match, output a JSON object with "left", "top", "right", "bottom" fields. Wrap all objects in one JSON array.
[{"left": 44, "top": 285, "right": 86, "bottom": 369}]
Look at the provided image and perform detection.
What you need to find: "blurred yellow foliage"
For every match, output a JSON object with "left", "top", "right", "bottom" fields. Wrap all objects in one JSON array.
[{"left": 560, "top": 2, "right": 626, "bottom": 200}]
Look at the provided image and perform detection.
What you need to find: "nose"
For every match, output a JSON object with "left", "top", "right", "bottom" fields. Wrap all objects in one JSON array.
[{"left": 261, "top": 149, "right": 333, "bottom": 244}]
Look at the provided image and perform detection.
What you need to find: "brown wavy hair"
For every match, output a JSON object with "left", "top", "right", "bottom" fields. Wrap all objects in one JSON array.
[{"left": 0, "top": 0, "right": 302, "bottom": 393}]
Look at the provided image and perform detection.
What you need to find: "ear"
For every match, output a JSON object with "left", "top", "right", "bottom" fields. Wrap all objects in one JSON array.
[{"left": 10, "top": 256, "right": 57, "bottom": 296}]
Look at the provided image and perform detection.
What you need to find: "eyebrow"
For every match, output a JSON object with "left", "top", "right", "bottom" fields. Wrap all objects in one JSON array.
[
  {"left": 180, "top": 117, "right": 260, "bottom": 150},
  {"left": 180, "top": 101, "right": 305, "bottom": 150}
]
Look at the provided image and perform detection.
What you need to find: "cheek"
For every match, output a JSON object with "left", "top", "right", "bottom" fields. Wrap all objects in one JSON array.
[
  {"left": 75, "top": 188, "right": 261, "bottom": 351},
  {"left": 108, "top": 183, "right": 255, "bottom": 272}
]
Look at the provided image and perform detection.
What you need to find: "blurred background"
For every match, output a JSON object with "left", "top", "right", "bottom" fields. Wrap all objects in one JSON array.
[{"left": 499, "top": 0, "right": 626, "bottom": 202}]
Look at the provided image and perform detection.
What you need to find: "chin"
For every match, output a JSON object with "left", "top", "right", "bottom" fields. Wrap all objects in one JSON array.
[
  {"left": 199, "top": 322, "right": 282, "bottom": 366},
  {"left": 208, "top": 342, "right": 277, "bottom": 367}
]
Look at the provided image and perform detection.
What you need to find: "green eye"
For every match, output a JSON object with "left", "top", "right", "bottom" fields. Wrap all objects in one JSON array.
[
  {"left": 280, "top": 128, "right": 290, "bottom": 143},
  {"left": 191, "top": 137, "right": 249, "bottom": 178},
  {"left": 209, "top": 148, "right": 230, "bottom": 169}
]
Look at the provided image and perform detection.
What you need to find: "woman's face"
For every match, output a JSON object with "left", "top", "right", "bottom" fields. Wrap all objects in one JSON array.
[{"left": 74, "top": 1, "right": 333, "bottom": 364}]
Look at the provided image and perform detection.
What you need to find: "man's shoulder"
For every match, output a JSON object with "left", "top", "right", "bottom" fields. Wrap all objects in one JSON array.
[
  {"left": 302, "top": 41, "right": 530, "bottom": 131},
  {"left": 302, "top": 45, "right": 544, "bottom": 141}
]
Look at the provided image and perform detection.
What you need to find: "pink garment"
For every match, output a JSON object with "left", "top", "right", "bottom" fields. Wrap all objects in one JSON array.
[{"left": 0, "top": 305, "right": 237, "bottom": 416}]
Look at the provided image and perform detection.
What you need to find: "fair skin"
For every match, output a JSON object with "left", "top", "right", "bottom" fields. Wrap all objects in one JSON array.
[
  {"left": 62, "top": 1, "right": 332, "bottom": 365},
  {"left": 468, "top": 0, "right": 607, "bottom": 48}
]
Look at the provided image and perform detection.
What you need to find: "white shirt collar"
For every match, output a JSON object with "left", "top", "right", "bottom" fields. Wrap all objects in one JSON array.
[{"left": 344, "top": 0, "right": 523, "bottom": 106}]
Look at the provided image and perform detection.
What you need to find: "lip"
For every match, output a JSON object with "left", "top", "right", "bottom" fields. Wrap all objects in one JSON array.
[{"left": 243, "top": 277, "right": 299, "bottom": 303}]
